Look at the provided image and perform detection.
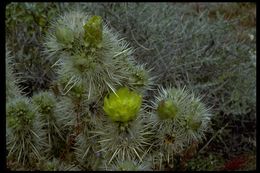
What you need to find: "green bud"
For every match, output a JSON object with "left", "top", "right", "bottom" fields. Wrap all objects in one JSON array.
[
  {"left": 157, "top": 99, "right": 178, "bottom": 120},
  {"left": 55, "top": 27, "right": 74, "bottom": 44},
  {"left": 187, "top": 118, "right": 202, "bottom": 131},
  {"left": 133, "top": 72, "right": 145, "bottom": 86},
  {"left": 32, "top": 92, "right": 56, "bottom": 114},
  {"left": 83, "top": 16, "right": 103, "bottom": 48},
  {"left": 129, "top": 65, "right": 150, "bottom": 89},
  {"left": 103, "top": 87, "right": 142, "bottom": 123}
]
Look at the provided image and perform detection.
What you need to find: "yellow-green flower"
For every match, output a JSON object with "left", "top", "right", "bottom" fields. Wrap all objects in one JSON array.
[
  {"left": 157, "top": 99, "right": 178, "bottom": 120},
  {"left": 103, "top": 87, "right": 142, "bottom": 123}
]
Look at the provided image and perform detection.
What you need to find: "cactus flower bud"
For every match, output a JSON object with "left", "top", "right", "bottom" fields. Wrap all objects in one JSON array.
[
  {"left": 55, "top": 27, "right": 74, "bottom": 44},
  {"left": 83, "top": 15, "right": 103, "bottom": 48},
  {"left": 184, "top": 115, "right": 202, "bottom": 131},
  {"left": 157, "top": 99, "right": 178, "bottom": 120},
  {"left": 103, "top": 87, "right": 142, "bottom": 123}
]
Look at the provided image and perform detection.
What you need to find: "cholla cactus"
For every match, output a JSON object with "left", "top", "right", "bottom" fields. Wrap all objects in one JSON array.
[
  {"left": 44, "top": 10, "right": 151, "bottom": 102},
  {"left": 32, "top": 91, "right": 65, "bottom": 157},
  {"left": 149, "top": 86, "right": 212, "bottom": 167},
  {"left": 73, "top": 127, "right": 102, "bottom": 170},
  {"left": 43, "top": 12, "right": 153, "bottom": 167},
  {"left": 92, "top": 87, "right": 153, "bottom": 166},
  {"left": 73, "top": 95, "right": 105, "bottom": 170},
  {"left": 6, "top": 5, "right": 220, "bottom": 171},
  {"left": 54, "top": 80, "right": 97, "bottom": 135},
  {"left": 95, "top": 116, "right": 153, "bottom": 166},
  {"left": 6, "top": 97, "right": 46, "bottom": 168},
  {"left": 152, "top": 87, "right": 212, "bottom": 144},
  {"left": 43, "top": 11, "right": 153, "bottom": 166},
  {"left": 54, "top": 79, "right": 105, "bottom": 166}
]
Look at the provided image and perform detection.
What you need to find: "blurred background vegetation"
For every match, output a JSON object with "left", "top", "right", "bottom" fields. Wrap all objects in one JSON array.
[{"left": 6, "top": 2, "right": 256, "bottom": 171}]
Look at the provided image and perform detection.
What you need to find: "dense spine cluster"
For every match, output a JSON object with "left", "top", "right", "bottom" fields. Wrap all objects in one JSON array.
[
  {"left": 149, "top": 87, "right": 212, "bottom": 167},
  {"left": 44, "top": 11, "right": 152, "bottom": 102},
  {"left": 6, "top": 97, "right": 46, "bottom": 167},
  {"left": 32, "top": 91, "right": 65, "bottom": 158}
]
